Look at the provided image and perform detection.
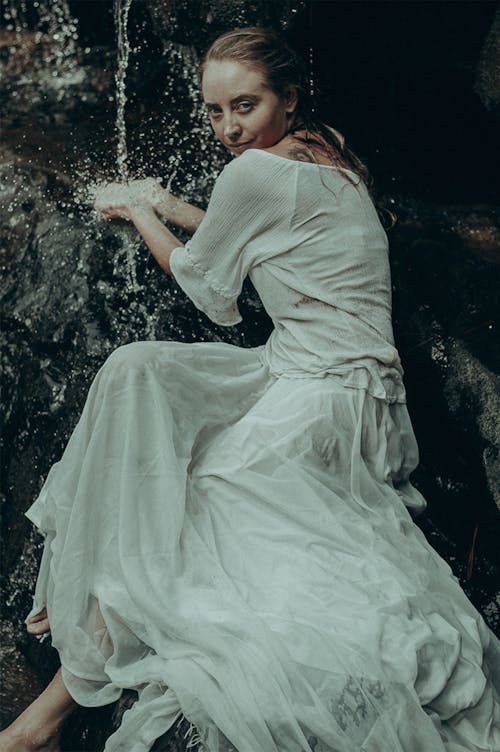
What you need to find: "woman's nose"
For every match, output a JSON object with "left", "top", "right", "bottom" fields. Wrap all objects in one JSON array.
[{"left": 223, "top": 117, "right": 241, "bottom": 139}]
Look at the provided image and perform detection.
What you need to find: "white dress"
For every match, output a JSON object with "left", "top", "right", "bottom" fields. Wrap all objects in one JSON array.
[{"left": 25, "top": 150, "right": 500, "bottom": 752}]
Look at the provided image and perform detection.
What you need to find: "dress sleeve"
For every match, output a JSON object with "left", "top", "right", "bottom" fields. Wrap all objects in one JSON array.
[{"left": 169, "top": 152, "right": 289, "bottom": 326}]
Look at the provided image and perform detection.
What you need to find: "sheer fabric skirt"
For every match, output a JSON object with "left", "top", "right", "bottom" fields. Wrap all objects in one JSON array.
[{"left": 25, "top": 341, "right": 500, "bottom": 752}]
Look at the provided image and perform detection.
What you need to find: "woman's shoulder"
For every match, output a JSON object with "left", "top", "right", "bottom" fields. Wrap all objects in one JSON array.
[
  {"left": 263, "top": 134, "right": 335, "bottom": 167},
  {"left": 228, "top": 139, "right": 361, "bottom": 182},
  {"left": 218, "top": 145, "right": 330, "bottom": 191},
  {"left": 222, "top": 146, "right": 295, "bottom": 175},
  {"left": 216, "top": 149, "right": 296, "bottom": 202}
]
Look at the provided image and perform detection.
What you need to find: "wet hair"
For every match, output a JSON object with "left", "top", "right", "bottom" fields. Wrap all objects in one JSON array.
[{"left": 200, "top": 26, "right": 396, "bottom": 228}]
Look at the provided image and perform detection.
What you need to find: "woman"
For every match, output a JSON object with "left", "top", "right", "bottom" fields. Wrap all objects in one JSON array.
[{"left": 1, "top": 26, "right": 499, "bottom": 752}]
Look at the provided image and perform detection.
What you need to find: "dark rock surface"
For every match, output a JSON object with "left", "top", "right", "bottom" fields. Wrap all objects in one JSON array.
[
  {"left": 1, "top": 1, "right": 499, "bottom": 749},
  {"left": 475, "top": 4, "right": 500, "bottom": 114},
  {"left": 145, "top": 0, "right": 303, "bottom": 50},
  {"left": 389, "top": 201, "right": 500, "bottom": 632}
]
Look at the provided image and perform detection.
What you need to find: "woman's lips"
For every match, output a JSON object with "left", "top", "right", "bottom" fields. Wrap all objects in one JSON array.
[{"left": 229, "top": 141, "right": 252, "bottom": 150}]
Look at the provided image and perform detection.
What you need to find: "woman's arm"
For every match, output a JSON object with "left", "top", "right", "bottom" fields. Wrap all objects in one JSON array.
[
  {"left": 131, "top": 177, "right": 206, "bottom": 234},
  {"left": 155, "top": 193, "right": 205, "bottom": 235},
  {"left": 128, "top": 205, "right": 181, "bottom": 276}
]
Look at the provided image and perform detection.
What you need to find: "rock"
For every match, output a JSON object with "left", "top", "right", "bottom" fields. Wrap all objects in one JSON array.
[
  {"left": 444, "top": 341, "right": 500, "bottom": 510},
  {"left": 388, "top": 198, "right": 500, "bottom": 629},
  {"left": 474, "top": 5, "right": 500, "bottom": 114},
  {"left": 0, "top": 28, "right": 115, "bottom": 119},
  {"left": 145, "top": 0, "right": 304, "bottom": 50}
]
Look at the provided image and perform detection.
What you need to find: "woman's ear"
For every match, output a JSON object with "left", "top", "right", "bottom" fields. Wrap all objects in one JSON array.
[{"left": 283, "top": 85, "right": 298, "bottom": 115}]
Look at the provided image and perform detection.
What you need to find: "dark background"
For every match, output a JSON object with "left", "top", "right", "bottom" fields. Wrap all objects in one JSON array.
[{"left": 65, "top": 0, "right": 499, "bottom": 203}]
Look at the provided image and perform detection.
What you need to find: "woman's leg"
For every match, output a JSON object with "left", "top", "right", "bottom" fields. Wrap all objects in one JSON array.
[{"left": 0, "top": 668, "right": 76, "bottom": 752}]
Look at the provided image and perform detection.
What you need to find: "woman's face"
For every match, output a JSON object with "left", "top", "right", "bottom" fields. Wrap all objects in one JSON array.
[{"left": 202, "top": 60, "right": 297, "bottom": 156}]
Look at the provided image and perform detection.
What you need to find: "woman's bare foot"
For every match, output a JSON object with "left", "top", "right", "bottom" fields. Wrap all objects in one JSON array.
[
  {"left": 26, "top": 607, "right": 50, "bottom": 636},
  {"left": 0, "top": 668, "right": 76, "bottom": 752}
]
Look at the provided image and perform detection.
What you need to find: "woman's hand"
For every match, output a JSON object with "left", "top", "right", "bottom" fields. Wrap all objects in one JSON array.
[
  {"left": 26, "top": 606, "right": 50, "bottom": 635},
  {"left": 93, "top": 178, "right": 167, "bottom": 222},
  {"left": 93, "top": 178, "right": 205, "bottom": 235}
]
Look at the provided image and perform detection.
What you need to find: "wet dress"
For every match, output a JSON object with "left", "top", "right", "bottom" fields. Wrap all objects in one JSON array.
[{"left": 25, "top": 149, "right": 500, "bottom": 752}]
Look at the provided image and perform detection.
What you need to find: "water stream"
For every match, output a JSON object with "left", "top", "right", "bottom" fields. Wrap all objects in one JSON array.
[{"left": 114, "top": 0, "right": 134, "bottom": 181}]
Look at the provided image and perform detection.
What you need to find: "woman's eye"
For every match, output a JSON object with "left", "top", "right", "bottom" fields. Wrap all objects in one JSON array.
[{"left": 237, "top": 102, "right": 253, "bottom": 111}]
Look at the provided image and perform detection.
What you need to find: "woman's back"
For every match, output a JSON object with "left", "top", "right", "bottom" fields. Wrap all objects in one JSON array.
[
  {"left": 250, "top": 151, "right": 399, "bottom": 379},
  {"left": 171, "top": 148, "right": 405, "bottom": 400}
]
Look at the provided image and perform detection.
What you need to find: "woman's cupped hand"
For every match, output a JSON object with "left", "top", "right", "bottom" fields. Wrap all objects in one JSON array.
[{"left": 93, "top": 178, "right": 166, "bottom": 221}]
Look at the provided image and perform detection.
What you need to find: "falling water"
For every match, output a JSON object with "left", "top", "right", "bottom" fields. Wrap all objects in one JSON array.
[
  {"left": 308, "top": 3, "right": 315, "bottom": 113},
  {"left": 114, "top": 0, "right": 134, "bottom": 180},
  {"left": 308, "top": 44, "right": 315, "bottom": 113},
  {"left": 111, "top": 0, "right": 151, "bottom": 311}
]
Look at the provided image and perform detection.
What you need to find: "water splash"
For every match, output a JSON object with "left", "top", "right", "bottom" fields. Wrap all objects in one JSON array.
[{"left": 114, "top": 0, "right": 134, "bottom": 180}]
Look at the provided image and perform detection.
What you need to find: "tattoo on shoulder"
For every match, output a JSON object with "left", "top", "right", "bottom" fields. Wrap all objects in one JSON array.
[{"left": 286, "top": 146, "right": 315, "bottom": 164}]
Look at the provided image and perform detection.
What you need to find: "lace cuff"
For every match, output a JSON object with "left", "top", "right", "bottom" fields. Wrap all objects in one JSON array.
[{"left": 170, "top": 246, "right": 242, "bottom": 327}]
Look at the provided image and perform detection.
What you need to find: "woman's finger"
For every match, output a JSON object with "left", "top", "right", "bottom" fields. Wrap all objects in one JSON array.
[
  {"left": 27, "top": 617, "right": 50, "bottom": 634},
  {"left": 26, "top": 606, "right": 47, "bottom": 624},
  {"left": 26, "top": 607, "right": 51, "bottom": 633}
]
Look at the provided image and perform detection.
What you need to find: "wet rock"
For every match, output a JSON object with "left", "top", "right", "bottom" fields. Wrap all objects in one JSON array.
[
  {"left": 0, "top": 28, "right": 115, "bottom": 119},
  {"left": 444, "top": 341, "right": 500, "bottom": 510},
  {"left": 145, "top": 0, "right": 304, "bottom": 50},
  {"left": 388, "top": 199, "right": 500, "bottom": 629},
  {"left": 474, "top": 4, "right": 500, "bottom": 114}
]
